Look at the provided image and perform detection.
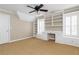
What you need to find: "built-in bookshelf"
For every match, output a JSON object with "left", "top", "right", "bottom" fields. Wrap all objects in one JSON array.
[
  {"left": 33, "top": 19, "right": 37, "bottom": 36},
  {"left": 33, "top": 11, "right": 63, "bottom": 36},
  {"left": 45, "top": 14, "right": 52, "bottom": 31},
  {"left": 45, "top": 11, "right": 63, "bottom": 31},
  {"left": 52, "top": 12, "right": 63, "bottom": 31}
]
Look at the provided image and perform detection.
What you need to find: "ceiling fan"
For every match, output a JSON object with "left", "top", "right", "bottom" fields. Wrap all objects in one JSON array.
[{"left": 27, "top": 4, "right": 48, "bottom": 13}]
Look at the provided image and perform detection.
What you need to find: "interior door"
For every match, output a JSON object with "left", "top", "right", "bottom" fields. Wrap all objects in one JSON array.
[{"left": 0, "top": 13, "right": 10, "bottom": 44}]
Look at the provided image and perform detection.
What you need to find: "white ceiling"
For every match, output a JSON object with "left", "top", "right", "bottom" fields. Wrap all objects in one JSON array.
[
  {"left": 0, "top": 4, "right": 78, "bottom": 22},
  {"left": 0, "top": 4, "right": 78, "bottom": 15}
]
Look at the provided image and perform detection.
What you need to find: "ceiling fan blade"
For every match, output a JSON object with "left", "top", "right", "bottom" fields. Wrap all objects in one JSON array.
[
  {"left": 29, "top": 10, "right": 36, "bottom": 13},
  {"left": 27, "top": 5, "right": 34, "bottom": 9},
  {"left": 38, "top": 4, "right": 43, "bottom": 9},
  {"left": 40, "top": 9, "right": 48, "bottom": 12}
]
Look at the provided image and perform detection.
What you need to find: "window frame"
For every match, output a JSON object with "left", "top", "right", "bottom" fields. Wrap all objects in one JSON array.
[{"left": 63, "top": 11, "right": 79, "bottom": 37}]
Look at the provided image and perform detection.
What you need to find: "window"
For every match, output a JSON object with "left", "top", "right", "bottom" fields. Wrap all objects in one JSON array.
[
  {"left": 37, "top": 19, "right": 45, "bottom": 34},
  {"left": 63, "top": 12, "right": 78, "bottom": 36},
  {"left": 71, "top": 15, "right": 77, "bottom": 35},
  {"left": 65, "top": 16, "right": 71, "bottom": 35}
]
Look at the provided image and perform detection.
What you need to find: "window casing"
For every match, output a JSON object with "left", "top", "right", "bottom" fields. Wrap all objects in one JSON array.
[{"left": 63, "top": 11, "right": 78, "bottom": 36}]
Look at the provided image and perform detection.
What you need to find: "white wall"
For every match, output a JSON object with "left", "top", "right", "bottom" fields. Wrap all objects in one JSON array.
[
  {"left": 77, "top": 13, "right": 79, "bottom": 35},
  {"left": 17, "top": 11, "right": 35, "bottom": 22},
  {"left": 0, "top": 8, "right": 33, "bottom": 42},
  {"left": 10, "top": 15, "right": 33, "bottom": 40},
  {"left": 36, "top": 32, "right": 48, "bottom": 40},
  {"left": 55, "top": 31, "right": 79, "bottom": 47}
]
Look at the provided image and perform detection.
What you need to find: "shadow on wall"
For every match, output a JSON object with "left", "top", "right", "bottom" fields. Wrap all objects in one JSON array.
[{"left": 17, "top": 11, "right": 35, "bottom": 22}]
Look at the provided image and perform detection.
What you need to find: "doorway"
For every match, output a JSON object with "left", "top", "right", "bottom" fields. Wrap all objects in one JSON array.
[{"left": 0, "top": 13, "right": 10, "bottom": 44}]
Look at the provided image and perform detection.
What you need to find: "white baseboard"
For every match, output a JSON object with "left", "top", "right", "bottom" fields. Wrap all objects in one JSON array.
[
  {"left": 0, "top": 36, "right": 33, "bottom": 44},
  {"left": 9, "top": 36, "right": 33, "bottom": 43},
  {"left": 55, "top": 41, "right": 79, "bottom": 47}
]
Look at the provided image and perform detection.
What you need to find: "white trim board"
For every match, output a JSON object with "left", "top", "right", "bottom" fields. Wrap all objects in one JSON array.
[
  {"left": 55, "top": 41, "right": 79, "bottom": 47},
  {"left": 0, "top": 36, "right": 33, "bottom": 44},
  {"left": 9, "top": 36, "right": 33, "bottom": 43}
]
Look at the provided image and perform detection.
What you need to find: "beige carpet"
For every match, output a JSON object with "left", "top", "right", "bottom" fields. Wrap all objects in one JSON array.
[{"left": 0, "top": 37, "right": 79, "bottom": 55}]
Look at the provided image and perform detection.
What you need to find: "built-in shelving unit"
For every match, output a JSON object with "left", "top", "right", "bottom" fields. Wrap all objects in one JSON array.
[
  {"left": 52, "top": 12, "right": 63, "bottom": 31},
  {"left": 33, "top": 19, "right": 37, "bottom": 36},
  {"left": 45, "top": 11, "right": 63, "bottom": 31},
  {"left": 45, "top": 14, "right": 52, "bottom": 31}
]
